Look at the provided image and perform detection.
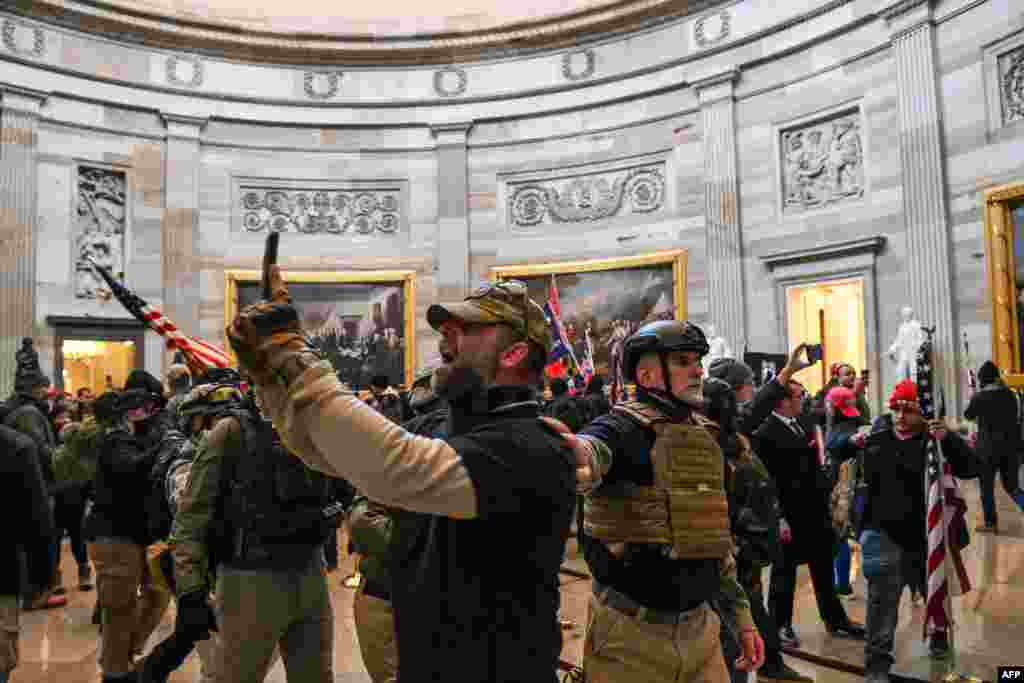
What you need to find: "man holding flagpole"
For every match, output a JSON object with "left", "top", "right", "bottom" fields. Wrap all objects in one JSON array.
[{"left": 842, "top": 336, "right": 977, "bottom": 682}]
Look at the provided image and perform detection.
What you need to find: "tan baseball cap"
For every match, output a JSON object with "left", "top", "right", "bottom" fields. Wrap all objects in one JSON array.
[{"left": 427, "top": 280, "right": 551, "bottom": 353}]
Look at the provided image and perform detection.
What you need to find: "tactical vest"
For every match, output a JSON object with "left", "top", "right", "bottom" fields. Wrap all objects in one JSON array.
[
  {"left": 584, "top": 400, "right": 733, "bottom": 560},
  {"left": 221, "top": 409, "right": 334, "bottom": 570}
]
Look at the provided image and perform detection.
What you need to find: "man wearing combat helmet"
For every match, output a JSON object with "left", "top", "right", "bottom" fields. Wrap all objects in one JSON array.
[{"left": 567, "top": 320, "right": 765, "bottom": 682}]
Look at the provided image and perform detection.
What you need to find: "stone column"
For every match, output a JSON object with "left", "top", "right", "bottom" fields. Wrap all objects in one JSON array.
[
  {"left": 885, "top": 0, "right": 958, "bottom": 409},
  {"left": 160, "top": 113, "right": 206, "bottom": 367},
  {"left": 431, "top": 122, "right": 473, "bottom": 301},
  {"left": 0, "top": 86, "right": 46, "bottom": 393},
  {"left": 694, "top": 69, "right": 746, "bottom": 352}
]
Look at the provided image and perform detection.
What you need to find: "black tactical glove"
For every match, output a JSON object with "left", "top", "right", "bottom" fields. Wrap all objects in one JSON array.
[{"left": 175, "top": 591, "right": 218, "bottom": 641}]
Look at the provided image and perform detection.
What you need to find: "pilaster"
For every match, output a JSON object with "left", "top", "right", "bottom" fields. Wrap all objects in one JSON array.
[
  {"left": 0, "top": 86, "right": 47, "bottom": 393},
  {"left": 886, "top": 1, "right": 959, "bottom": 410},
  {"left": 694, "top": 69, "right": 746, "bottom": 352},
  {"left": 161, "top": 113, "right": 206, "bottom": 367},
  {"left": 431, "top": 122, "right": 473, "bottom": 301}
]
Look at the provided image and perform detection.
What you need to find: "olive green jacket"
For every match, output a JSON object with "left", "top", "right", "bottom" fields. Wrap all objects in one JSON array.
[
  {"left": 348, "top": 495, "right": 394, "bottom": 589},
  {"left": 170, "top": 418, "right": 241, "bottom": 597}
]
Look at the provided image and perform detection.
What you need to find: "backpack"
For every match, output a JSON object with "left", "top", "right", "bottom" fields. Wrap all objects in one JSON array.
[
  {"left": 830, "top": 454, "right": 867, "bottom": 539},
  {"left": 146, "top": 428, "right": 190, "bottom": 543}
]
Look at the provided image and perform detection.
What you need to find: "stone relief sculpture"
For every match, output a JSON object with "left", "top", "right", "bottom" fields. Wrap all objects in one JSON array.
[
  {"left": 887, "top": 306, "right": 926, "bottom": 382},
  {"left": 240, "top": 187, "right": 400, "bottom": 235},
  {"left": 1000, "top": 45, "right": 1024, "bottom": 124},
  {"left": 780, "top": 111, "right": 864, "bottom": 213},
  {"left": 74, "top": 166, "right": 126, "bottom": 299},
  {"left": 508, "top": 164, "right": 665, "bottom": 226}
]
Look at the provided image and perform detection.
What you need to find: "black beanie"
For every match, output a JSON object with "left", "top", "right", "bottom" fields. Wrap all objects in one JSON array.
[
  {"left": 978, "top": 361, "right": 1000, "bottom": 386},
  {"left": 707, "top": 358, "right": 754, "bottom": 389},
  {"left": 124, "top": 369, "right": 164, "bottom": 396}
]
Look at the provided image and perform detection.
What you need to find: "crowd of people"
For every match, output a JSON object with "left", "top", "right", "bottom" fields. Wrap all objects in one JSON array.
[{"left": 3, "top": 272, "right": 1023, "bottom": 683}]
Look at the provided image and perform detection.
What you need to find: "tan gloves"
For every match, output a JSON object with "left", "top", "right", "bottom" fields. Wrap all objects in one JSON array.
[{"left": 226, "top": 265, "right": 316, "bottom": 386}]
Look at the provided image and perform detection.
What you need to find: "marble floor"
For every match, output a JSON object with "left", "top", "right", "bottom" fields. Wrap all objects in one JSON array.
[{"left": 10, "top": 481, "right": 1023, "bottom": 682}]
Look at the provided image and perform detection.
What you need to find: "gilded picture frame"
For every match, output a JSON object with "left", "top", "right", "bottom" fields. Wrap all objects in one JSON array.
[
  {"left": 491, "top": 250, "right": 687, "bottom": 387},
  {"left": 224, "top": 269, "right": 417, "bottom": 388},
  {"left": 983, "top": 182, "right": 1024, "bottom": 387}
]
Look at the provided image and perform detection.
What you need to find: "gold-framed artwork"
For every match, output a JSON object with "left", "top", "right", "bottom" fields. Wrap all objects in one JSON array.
[
  {"left": 983, "top": 182, "right": 1024, "bottom": 387},
  {"left": 491, "top": 250, "right": 687, "bottom": 388},
  {"left": 224, "top": 269, "right": 417, "bottom": 388}
]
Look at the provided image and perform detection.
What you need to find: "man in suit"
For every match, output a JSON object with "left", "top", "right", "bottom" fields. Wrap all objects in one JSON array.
[{"left": 747, "top": 354, "right": 865, "bottom": 649}]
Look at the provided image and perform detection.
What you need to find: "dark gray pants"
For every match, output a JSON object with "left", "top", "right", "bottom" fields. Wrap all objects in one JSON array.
[
  {"left": 978, "top": 450, "right": 1023, "bottom": 526},
  {"left": 860, "top": 529, "right": 927, "bottom": 674}
]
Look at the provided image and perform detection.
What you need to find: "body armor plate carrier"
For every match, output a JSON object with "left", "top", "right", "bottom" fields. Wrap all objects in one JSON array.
[
  {"left": 220, "top": 409, "right": 334, "bottom": 570},
  {"left": 584, "top": 400, "right": 733, "bottom": 560}
]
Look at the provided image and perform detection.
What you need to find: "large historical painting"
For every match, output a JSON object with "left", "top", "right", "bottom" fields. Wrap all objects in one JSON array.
[
  {"left": 226, "top": 270, "right": 416, "bottom": 388},
  {"left": 492, "top": 251, "right": 686, "bottom": 391}
]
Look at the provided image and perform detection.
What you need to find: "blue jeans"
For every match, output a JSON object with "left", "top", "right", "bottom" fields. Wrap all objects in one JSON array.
[
  {"left": 860, "top": 529, "right": 928, "bottom": 674},
  {"left": 834, "top": 538, "right": 852, "bottom": 591},
  {"left": 0, "top": 669, "right": 9, "bottom": 683}
]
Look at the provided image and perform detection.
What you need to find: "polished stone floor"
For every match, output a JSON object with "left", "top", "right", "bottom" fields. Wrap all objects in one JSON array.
[{"left": 10, "top": 480, "right": 1023, "bottom": 682}]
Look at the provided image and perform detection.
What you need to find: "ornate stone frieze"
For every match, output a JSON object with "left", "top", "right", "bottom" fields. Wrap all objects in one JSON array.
[
  {"left": 434, "top": 67, "right": 468, "bottom": 97},
  {"left": 74, "top": 166, "right": 126, "bottom": 299},
  {"left": 304, "top": 71, "right": 342, "bottom": 99},
  {"left": 694, "top": 10, "right": 730, "bottom": 48},
  {"left": 240, "top": 187, "right": 400, "bottom": 235},
  {"left": 166, "top": 55, "right": 204, "bottom": 88},
  {"left": 562, "top": 48, "right": 596, "bottom": 81},
  {"left": 780, "top": 110, "right": 864, "bottom": 214},
  {"left": 2, "top": 19, "right": 44, "bottom": 58},
  {"left": 508, "top": 163, "right": 665, "bottom": 226},
  {"left": 999, "top": 46, "right": 1024, "bottom": 125}
]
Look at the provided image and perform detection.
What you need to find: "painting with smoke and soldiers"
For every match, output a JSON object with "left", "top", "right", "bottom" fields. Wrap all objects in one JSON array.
[
  {"left": 515, "top": 263, "right": 676, "bottom": 381},
  {"left": 237, "top": 281, "right": 405, "bottom": 390}
]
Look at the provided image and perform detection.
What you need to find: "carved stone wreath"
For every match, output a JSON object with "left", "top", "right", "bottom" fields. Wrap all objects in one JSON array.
[
  {"left": 304, "top": 71, "right": 342, "bottom": 100},
  {"left": 561, "top": 49, "right": 596, "bottom": 81},
  {"left": 509, "top": 165, "right": 665, "bottom": 226},
  {"left": 1000, "top": 46, "right": 1024, "bottom": 125},
  {"left": 241, "top": 188, "right": 400, "bottom": 235},
  {"left": 694, "top": 10, "right": 731, "bottom": 48},
  {"left": 433, "top": 66, "right": 468, "bottom": 97},
  {"left": 2, "top": 20, "right": 45, "bottom": 58},
  {"left": 166, "top": 55, "right": 204, "bottom": 88}
]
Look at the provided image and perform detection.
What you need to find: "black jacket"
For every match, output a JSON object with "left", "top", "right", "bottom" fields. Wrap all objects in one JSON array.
[
  {"left": 543, "top": 393, "right": 588, "bottom": 433},
  {"left": 855, "top": 428, "right": 976, "bottom": 552},
  {"left": 87, "top": 424, "right": 160, "bottom": 545},
  {"left": 389, "top": 386, "right": 575, "bottom": 683},
  {"left": 964, "top": 381, "right": 1020, "bottom": 463},
  {"left": 1, "top": 425, "right": 55, "bottom": 596},
  {"left": 4, "top": 396, "right": 57, "bottom": 488}
]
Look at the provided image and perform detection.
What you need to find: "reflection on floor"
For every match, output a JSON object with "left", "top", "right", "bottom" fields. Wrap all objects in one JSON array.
[{"left": 10, "top": 481, "right": 1024, "bottom": 682}]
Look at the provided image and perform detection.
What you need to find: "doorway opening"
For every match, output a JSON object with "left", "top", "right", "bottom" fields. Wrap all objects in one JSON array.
[
  {"left": 785, "top": 278, "right": 866, "bottom": 398},
  {"left": 61, "top": 340, "right": 137, "bottom": 397}
]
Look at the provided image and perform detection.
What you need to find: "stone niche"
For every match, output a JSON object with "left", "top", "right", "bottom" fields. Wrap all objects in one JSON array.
[
  {"left": 238, "top": 184, "right": 403, "bottom": 236},
  {"left": 507, "top": 161, "right": 666, "bottom": 227},
  {"left": 74, "top": 165, "right": 126, "bottom": 299},
  {"left": 778, "top": 108, "right": 864, "bottom": 215}
]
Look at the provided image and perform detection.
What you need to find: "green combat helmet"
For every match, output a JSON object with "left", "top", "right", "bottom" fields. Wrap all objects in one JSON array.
[{"left": 176, "top": 383, "right": 243, "bottom": 435}]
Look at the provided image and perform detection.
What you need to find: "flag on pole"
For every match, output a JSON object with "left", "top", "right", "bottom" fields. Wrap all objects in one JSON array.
[
  {"left": 544, "top": 275, "right": 581, "bottom": 383},
  {"left": 581, "top": 324, "right": 596, "bottom": 385},
  {"left": 87, "top": 259, "right": 232, "bottom": 378},
  {"left": 919, "top": 335, "right": 972, "bottom": 640}
]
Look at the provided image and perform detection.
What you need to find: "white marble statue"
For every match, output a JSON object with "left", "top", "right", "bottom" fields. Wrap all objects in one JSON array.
[
  {"left": 887, "top": 306, "right": 926, "bottom": 381},
  {"left": 702, "top": 323, "right": 734, "bottom": 372}
]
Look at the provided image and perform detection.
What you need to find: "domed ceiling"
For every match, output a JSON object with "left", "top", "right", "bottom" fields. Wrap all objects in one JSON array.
[{"left": 21, "top": 0, "right": 722, "bottom": 64}]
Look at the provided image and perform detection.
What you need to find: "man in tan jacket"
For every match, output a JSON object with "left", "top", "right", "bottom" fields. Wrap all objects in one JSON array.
[{"left": 228, "top": 270, "right": 590, "bottom": 683}]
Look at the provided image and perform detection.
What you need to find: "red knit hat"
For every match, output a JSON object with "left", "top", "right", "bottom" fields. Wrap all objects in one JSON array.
[
  {"left": 828, "top": 386, "right": 859, "bottom": 418},
  {"left": 888, "top": 379, "right": 920, "bottom": 410}
]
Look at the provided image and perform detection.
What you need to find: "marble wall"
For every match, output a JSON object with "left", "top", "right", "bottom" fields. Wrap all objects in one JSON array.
[{"left": 2, "top": 0, "right": 1023, "bottom": 410}]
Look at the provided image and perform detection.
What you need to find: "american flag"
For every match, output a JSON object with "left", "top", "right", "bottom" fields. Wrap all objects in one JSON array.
[
  {"left": 919, "top": 336, "right": 971, "bottom": 640},
  {"left": 88, "top": 259, "right": 232, "bottom": 378},
  {"left": 544, "top": 275, "right": 581, "bottom": 385}
]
